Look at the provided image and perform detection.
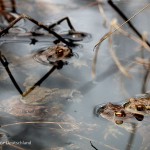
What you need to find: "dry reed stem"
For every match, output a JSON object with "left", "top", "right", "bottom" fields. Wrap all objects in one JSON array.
[
  {"left": 118, "top": 61, "right": 140, "bottom": 97},
  {"left": 95, "top": 2, "right": 150, "bottom": 49},
  {"left": 92, "top": 2, "right": 150, "bottom": 78},
  {"left": 97, "top": 0, "right": 109, "bottom": 28},
  {"left": 136, "top": 57, "right": 150, "bottom": 68},
  {"left": 1, "top": 121, "right": 79, "bottom": 130},
  {"left": 112, "top": 21, "right": 150, "bottom": 52},
  {"left": 109, "top": 21, "right": 131, "bottom": 78},
  {"left": 92, "top": 44, "right": 100, "bottom": 79},
  {"left": 92, "top": 1, "right": 110, "bottom": 79},
  {"left": 139, "top": 32, "right": 150, "bottom": 93}
]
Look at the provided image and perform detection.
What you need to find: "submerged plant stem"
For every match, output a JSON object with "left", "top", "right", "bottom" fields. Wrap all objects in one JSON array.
[
  {"left": 90, "top": 141, "right": 99, "bottom": 150},
  {"left": 1, "top": 121, "right": 79, "bottom": 128}
]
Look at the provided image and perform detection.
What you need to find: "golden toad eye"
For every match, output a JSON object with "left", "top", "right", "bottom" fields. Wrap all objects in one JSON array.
[
  {"left": 56, "top": 49, "right": 63, "bottom": 57},
  {"left": 136, "top": 105, "right": 145, "bottom": 111},
  {"left": 115, "top": 110, "right": 126, "bottom": 117},
  {"left": 115, "top": 120, "right": 123, "bottom": 125}
]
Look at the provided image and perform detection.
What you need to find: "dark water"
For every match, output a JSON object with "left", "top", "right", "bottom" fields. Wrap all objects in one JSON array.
[{"left": 0, "top": 0, "right": 150, "bottom": 150}]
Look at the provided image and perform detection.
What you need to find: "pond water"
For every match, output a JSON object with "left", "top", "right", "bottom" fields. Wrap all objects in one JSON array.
[{"left": 0, "top": 0, "right": 150, "bottom": 150}]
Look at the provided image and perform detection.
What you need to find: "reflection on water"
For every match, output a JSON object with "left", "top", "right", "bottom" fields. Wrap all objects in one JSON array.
[{"left": 0, "top": 0, "right": 150, "bottom": 150}]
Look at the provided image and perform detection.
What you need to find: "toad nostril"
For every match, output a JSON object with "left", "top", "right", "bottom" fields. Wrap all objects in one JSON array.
[{"left": 94, "top": 104, "right": 106, "bottom": 116}]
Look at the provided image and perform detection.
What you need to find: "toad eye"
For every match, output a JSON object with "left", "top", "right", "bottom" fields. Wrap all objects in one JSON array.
[
  {"left": 56, "top": 49, "right": 63, "bottom": 57},
  {"left": 136, "top": 105, "right": 145, "bottom": 111},
  {"left": 115, "top": 110, "right": 126, "bottom": 117},
  {"left": 115, "top": 120, "right": 123, "bottom": 125}
]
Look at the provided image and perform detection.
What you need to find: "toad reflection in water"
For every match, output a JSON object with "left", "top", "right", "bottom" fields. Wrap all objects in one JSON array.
[{"left": 94, "top": 93, "right": 150, "bottom": 150}]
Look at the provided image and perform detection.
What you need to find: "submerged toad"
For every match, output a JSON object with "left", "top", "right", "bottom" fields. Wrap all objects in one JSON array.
[{"left": 33, "top": 44, "right": 73, "bottom": 65}]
